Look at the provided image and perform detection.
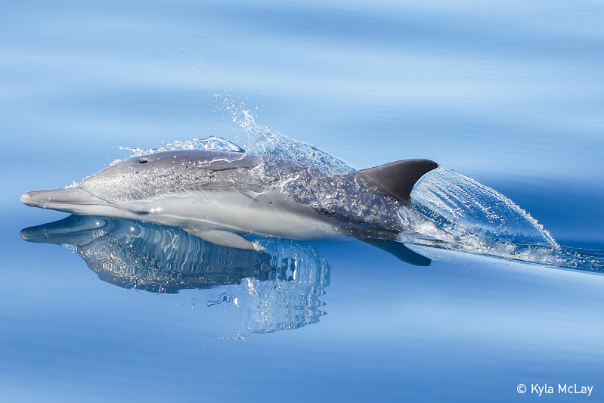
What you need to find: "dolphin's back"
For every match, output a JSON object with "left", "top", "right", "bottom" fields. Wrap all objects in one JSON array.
[
  {"left": 94, "top": 150, "right": 257, "bottom": 177},
  {"left": 78, "top": 150, "right": 260, "bottom": 203}
]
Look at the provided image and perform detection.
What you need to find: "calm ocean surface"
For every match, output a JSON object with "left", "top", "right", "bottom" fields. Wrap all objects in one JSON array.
[{"left": 2, "top": 1, "right": 604, "bottom": 401}]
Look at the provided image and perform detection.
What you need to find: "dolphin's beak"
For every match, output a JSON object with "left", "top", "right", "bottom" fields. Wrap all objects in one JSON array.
[{"left": 20, "top": 188, "right": 109, "bottom": 214}]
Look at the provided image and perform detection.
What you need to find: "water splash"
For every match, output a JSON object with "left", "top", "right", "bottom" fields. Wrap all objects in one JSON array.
[
  {"left": 238, "top": 111, "right": 353, "bottom": 176},
  {"left": 116, "top": 136, "right": 244, "bottom": 162},
  {"left": 413, "top": 167, "right": 557, "bottom": 248}
]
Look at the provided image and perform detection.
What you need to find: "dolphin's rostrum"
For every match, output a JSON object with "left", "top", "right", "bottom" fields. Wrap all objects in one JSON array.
[{"left": 20, "top": 141, "right": 437, "bottom": 262}]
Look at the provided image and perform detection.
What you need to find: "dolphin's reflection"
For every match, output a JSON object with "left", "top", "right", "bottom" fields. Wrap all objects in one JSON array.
[{"left": 21, "top": 215, "right": 330, "bottom": 334}]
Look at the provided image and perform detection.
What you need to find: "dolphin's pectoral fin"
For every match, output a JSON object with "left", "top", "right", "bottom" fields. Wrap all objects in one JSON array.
[
  {"left": 182, "top": 228, "right": 257, "bottom": 251},
  {"left": 364, "top": 240, "right": 432, "bottom": 266}
]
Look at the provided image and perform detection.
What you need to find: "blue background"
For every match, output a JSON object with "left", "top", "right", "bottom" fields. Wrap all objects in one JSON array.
[{"left": 1, "top": 0, "right": 603, "bottom": 401}]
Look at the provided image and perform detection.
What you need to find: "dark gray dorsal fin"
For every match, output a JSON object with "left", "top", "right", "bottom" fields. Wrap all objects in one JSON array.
[{"left": 355, "top": 159, "right": 438, "bottom": 204}]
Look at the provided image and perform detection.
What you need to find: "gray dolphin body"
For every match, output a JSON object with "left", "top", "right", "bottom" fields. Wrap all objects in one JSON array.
[{"left": 21, "top": 148, "right": 437, "bottom": 252}]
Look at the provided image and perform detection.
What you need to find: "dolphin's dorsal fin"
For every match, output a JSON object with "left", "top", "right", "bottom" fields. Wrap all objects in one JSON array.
[{"left": 354, "top": 159, "right": 438, "bottom": 204}]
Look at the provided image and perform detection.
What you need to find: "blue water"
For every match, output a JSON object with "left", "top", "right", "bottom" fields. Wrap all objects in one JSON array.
[{"left": 2, "top": 1, "right": 604, "bottom": 401}]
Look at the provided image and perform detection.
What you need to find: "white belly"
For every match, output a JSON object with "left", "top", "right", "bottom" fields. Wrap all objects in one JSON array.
[{"left": 135, "top": 190, "right": 340, "bottom": 240}]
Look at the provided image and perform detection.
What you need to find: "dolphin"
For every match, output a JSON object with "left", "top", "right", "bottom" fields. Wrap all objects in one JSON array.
[{"left": 20, "top": 146, "right": 437, "bottom": 261}]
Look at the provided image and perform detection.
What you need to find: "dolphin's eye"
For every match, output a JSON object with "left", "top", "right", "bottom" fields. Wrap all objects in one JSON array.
[{"left": 139, "top": 159, "right": 148, "bottom": 164}]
